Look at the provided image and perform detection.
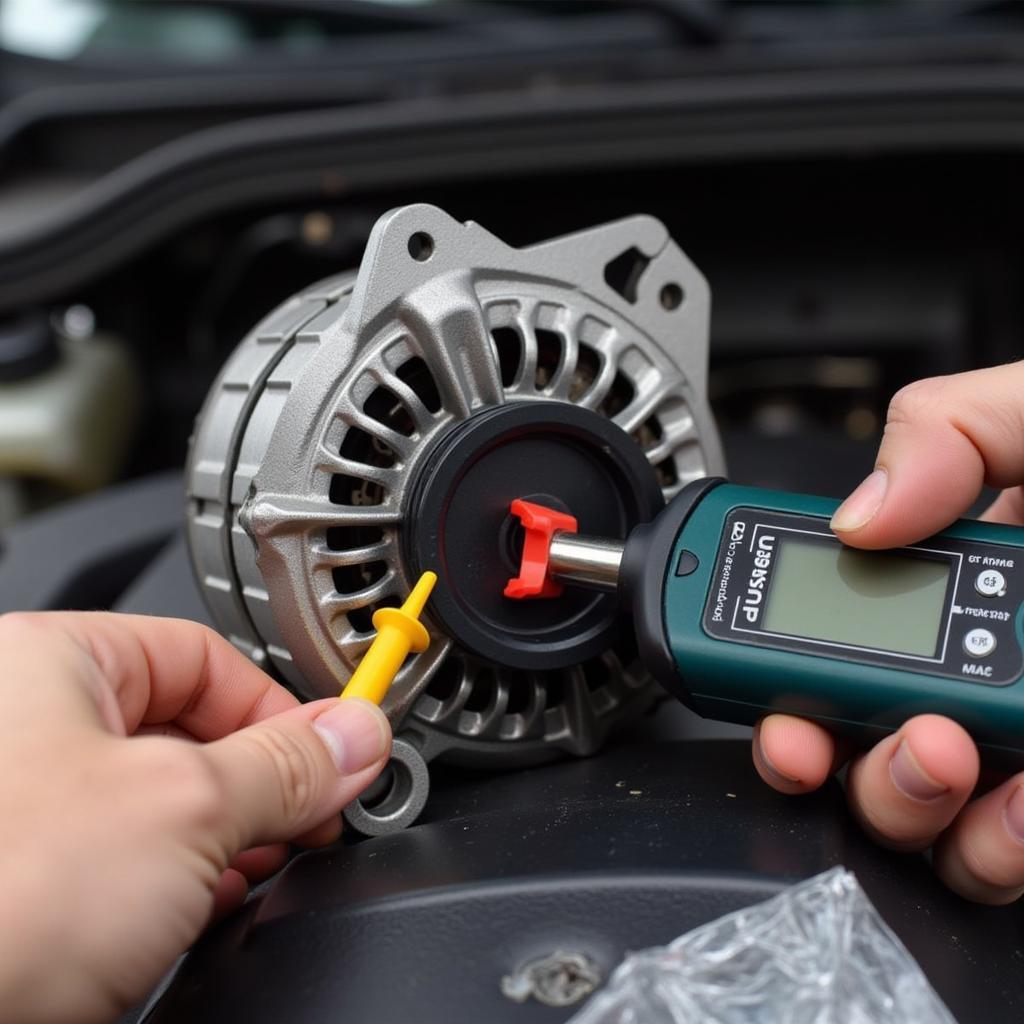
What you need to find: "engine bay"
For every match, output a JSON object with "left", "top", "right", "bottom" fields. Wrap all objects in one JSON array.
[{"left": 3, "top": 7, "right": 1024, "bottom": 1019}]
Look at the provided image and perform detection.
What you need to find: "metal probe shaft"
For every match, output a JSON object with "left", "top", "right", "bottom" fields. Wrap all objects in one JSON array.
[{"left": 547, "top": 532, "right": 625, "bottom": 591}]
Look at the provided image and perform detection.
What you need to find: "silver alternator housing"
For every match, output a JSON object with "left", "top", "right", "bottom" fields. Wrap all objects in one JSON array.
[{"left": 186, "top": 205, "right": 723, "bottom": 830}]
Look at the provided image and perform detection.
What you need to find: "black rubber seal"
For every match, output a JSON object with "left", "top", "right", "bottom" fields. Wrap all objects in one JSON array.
[
  {"left": 619, "top": 476, "right": 725, "bottom": 708},
  {"left": 404, "top": 401, "right": 664, "bottom": 670}
]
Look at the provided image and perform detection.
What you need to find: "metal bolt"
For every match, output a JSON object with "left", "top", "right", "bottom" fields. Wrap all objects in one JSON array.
[{"left": 500, "top": 951, "right": 602, "bottom": 1007}]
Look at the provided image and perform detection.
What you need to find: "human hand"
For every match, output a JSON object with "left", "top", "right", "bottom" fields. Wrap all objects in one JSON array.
[
  {"left": 752, "top": 361, "right": 1024, "bottom": 903},
  {"left": 0, "top": 612, "right": 391, "bottom": 1023}
]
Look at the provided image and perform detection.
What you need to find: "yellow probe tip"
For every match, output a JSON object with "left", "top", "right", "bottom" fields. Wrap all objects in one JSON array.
[
  {"left": 339, "top": 571, "right": 437, "bottom": 705},
  {"left": 403, "top": 570, "right": 438, "bottom": 617}
]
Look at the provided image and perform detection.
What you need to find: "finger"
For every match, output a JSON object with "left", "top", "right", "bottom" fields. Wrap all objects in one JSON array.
[
  {"left": 210, "top": 868, "right": 249, "bottom": 922},
  {"left": 0, "top": 612, "right": 299, "bottom": 738},
  {"left": 229, "top": 844, "right": 289, "bottom": 883},
  {"left": 135, "top": 723, "right": 195, "bottom": 741},
  {"left": 753, "top": 715, "right": 835, "bottom": 794},
  {"left": 201, "top": 698, "right": 391, "bottom": 850},
  {"left": 845, "top": 715, "right": 979, "bottom": 851},
  {"left": 829, "top": 361, "right": 1024, "bottom": 548},
  {"left": 934, "top": 774, "right": 1024, "bottom": 904},
  {"left": 0, "top": 613, "right": 126, "bottom": 732},
  {"left": 294, "top": 815, "right": 343, "bottom": 849}
]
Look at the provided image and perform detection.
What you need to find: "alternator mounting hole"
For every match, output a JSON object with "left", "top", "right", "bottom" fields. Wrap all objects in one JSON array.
[
  {"left": 408, "top": 231, "right": 434, "bottom": 262},
  {"left": 343, "top": 737, "right": 429, "bottom": 835},
  {"left": 660, "top": 282, "right": 684, "bottom": 310},
  {"left": 359, "top": 760, "right": 411, "bottom": 814}
]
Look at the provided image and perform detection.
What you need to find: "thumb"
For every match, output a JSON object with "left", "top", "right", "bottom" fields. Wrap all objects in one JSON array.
[
  {"left": 830, "top": 362, "right": 1024, "bottom": 549},
  {"left": 200, "top": 697, "right": 391, "bottom": 850}
]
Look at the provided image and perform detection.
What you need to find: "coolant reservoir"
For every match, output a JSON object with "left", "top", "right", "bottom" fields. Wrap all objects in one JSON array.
[{"left": 0, "top": 312, "right": 139, "bottom": 495}]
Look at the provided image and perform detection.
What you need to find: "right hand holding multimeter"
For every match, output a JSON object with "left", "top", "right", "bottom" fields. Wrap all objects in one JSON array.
[{"left": 757, "top": 361, "right": 1024, "bottom": 906}]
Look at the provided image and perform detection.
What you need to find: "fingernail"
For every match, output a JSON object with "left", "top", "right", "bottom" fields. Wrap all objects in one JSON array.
[
  {"left": 889, "top": 740, "right": 948, "bottom": 802},
  {"left": 758, "top": 734, "right": 801, "bottom": 785},
  {"left": 831, "top": 468, "right": 888, "bottom": 533},
  {"left": 1004, "top": 786, "right": 1024, "bottom": 844},
  {"left": 313, "top": 699, "right": 389, "bottom": 774}
]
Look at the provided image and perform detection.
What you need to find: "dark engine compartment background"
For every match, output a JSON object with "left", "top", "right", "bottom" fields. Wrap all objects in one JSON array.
[{"left": 23, "top": 150, "right": 1024, "bottom": 506}]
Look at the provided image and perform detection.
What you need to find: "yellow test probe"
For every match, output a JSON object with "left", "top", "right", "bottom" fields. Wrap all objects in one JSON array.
[{"left": 339, "top": 571, "right": 437, "bottom": 705}]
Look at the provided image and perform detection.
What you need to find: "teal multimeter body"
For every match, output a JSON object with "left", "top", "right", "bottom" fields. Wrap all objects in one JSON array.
[{"left": 617, "top": 478, "right": 1024, "bottom": 759}]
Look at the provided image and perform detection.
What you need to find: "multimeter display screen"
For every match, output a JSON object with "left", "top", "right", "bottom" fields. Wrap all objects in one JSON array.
[{"left": 762, "top": 538, "right": 950, "bottom": 657}]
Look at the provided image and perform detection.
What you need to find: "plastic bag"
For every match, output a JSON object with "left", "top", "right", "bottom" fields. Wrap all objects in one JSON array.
[{"left": 567, "top": 867, "right": 957, "bottom": 1024}]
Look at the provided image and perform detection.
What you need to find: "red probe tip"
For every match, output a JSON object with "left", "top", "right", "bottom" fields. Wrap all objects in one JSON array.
[{"left": 503, "top": 498, "right": 578, "bottom": 600}]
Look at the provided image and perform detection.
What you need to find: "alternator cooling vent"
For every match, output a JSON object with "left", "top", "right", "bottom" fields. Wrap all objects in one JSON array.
[{"left": 314, "top": 293, "right": 710, "bottom": 761}]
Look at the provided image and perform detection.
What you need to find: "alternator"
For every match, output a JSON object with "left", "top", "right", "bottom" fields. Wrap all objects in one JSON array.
[{"left": 186, "top": 204, "right": 723, "bottom": 832}]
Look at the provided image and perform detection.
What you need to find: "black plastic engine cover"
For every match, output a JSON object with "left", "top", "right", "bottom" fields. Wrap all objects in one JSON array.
[{"left": 148, "top": 740, "right": 1024, "bottom": 1024}]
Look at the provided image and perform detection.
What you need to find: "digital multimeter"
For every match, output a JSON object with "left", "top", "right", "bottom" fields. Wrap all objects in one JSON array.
[{"left": 509, "top": 478, "right": 1024, "bottom": 759}]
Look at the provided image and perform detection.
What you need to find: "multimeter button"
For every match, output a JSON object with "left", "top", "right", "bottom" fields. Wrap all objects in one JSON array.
[
  {"left": 963, "top": 628, "right": 997, "bottom": 658},
  {"left": 674, "top": 550, "right": 699, "bottom": 576},
  {"left": 975, "top": 569, "right": 1007, "bottom": 598}
]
